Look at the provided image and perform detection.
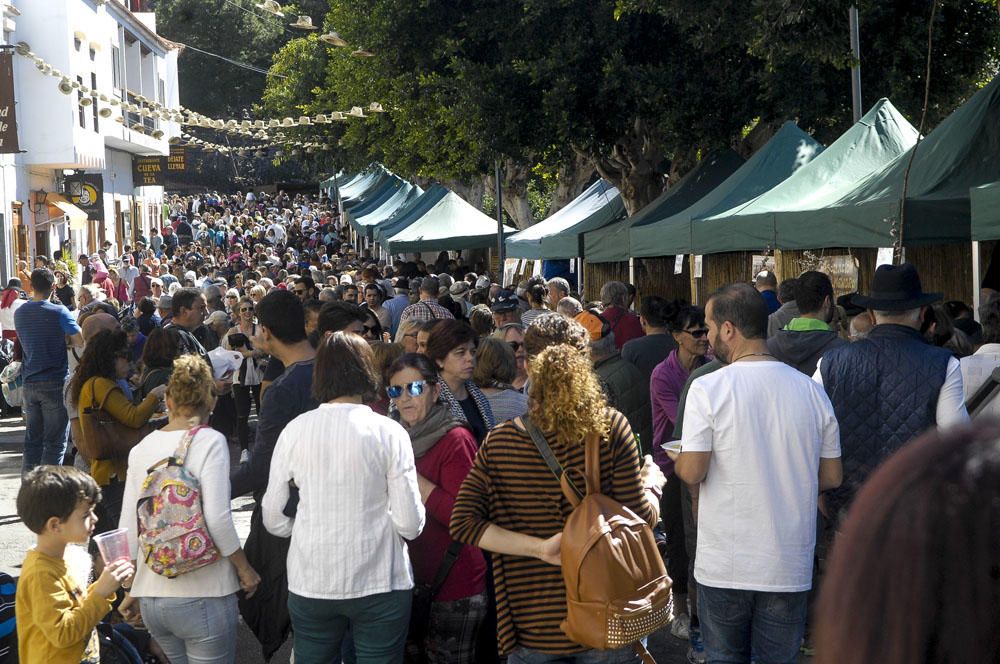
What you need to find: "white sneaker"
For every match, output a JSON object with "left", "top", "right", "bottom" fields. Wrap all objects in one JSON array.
[
  {"left": 240, "top": 449, "right": 250, "bottom": 464},
  {"left": 670, "top": 613, "right": 691, "bottom": 640}
]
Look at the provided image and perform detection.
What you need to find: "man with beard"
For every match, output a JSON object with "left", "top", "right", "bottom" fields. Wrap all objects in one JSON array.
[{"left": 670, "top": 283, "right": 842, "bottom": 664}]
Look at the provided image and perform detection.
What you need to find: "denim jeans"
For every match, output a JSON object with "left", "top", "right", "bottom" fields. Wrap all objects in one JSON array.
[
  {"left": 507, "top": 644, "right": 640, "bottom": 663},
  {"left": 139, "top": 594, "right": 238, "bottom": 664},
  {"left": 21, "top": 380, "right": 68, "bottom": 475},
  {"left": 697, "top": 584, "right": 807, "bottom": 664},
  {"left": 288, "top": 589, "right": 411, "bottom": 664}
]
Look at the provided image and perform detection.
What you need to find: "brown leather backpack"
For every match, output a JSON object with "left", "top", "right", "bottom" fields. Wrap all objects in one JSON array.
[{"left": 524, "top": 418, "right": 672, "bottom": 662}]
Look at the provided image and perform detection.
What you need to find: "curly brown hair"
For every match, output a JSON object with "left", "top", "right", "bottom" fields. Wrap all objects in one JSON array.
[{"left": 527, "top": 343, "right": 610, "bottom": 446}]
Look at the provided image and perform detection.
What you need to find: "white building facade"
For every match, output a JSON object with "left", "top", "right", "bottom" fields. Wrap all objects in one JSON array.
[{"left": 2, "top": 0, "right": 179, "bottom": 280}]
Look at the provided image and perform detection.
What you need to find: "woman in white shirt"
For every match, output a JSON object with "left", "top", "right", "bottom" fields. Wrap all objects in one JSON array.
[
  {"left": 262, "top": 331, "right": 424, "bottom": 663},
  {"left": 118, "top": 354, "right": 260, "bottom": 664}
]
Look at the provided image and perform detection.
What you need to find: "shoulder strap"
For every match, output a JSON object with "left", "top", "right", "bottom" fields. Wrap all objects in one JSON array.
[
  {"left": 174, "top": 425, "right": 208, "bottom": 465},
  {"left": 89, "top": 378, "right": 118, "bottom": 412},
  {"left": 428, "top": 541, "right": 463, "bottom": 599},
  {"left": 521, "top": 416, "right": 592, "bottom": 505}
]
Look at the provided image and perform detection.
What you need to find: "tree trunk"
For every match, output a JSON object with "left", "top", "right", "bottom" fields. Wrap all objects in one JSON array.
[
  {"left": 496, "top": 158, "right": 533, "bottom": 230},
  {"left": 445, "top": 179, "right": 485, "bottom": 209},
  {"left": 550, "top": 153, "right": 598, "bottom": 214},
  {"left": 584, "top": 117, "right": 668, "bottom": 215}
]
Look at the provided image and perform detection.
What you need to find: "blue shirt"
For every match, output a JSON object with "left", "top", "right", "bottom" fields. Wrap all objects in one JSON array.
[
  {"left": 759, "top": 289, "right": 781, "bottom": 314},
  {"left": 383, "top": 294, "right": 411, "bottom": 337},
  {"left": 14, "top": 300, "right": 80, "bottom": 383}
]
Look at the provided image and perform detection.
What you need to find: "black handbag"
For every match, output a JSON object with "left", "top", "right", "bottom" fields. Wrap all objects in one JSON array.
[{"left": 408, "top": 541, "right": 462, "bottom": 647}]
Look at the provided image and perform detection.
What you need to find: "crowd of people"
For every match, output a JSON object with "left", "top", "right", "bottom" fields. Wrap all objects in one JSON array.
[{"left": 5, "top": 189, "right": 999, "bottom": 664}]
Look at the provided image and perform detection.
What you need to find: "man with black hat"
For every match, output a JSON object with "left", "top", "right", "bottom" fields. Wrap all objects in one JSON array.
[{"left": 813, "top": 263, "right": 969, "bottom": 524}]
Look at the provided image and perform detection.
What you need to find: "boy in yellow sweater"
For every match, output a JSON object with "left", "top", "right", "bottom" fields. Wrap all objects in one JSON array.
[{"left": 15, "top": 466, "right": 134, "bottom": 663}]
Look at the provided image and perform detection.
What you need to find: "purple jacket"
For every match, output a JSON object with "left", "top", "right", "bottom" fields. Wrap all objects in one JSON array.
[{"left": 650, "top": 349, "right": 707, "bottom": 472}]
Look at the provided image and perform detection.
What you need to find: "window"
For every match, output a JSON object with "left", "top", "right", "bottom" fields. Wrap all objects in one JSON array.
[
  {"left": 91, "top": 72, "right": 99, "bottom": 132},
  {"left": 158, "top": 78, "right": 165, "bottom": 105},
  {"left": 77, "top": 76, "right": 86, "bottom": 129},
  {"left": 112, "top": 46, "right": 121, "bottom": 89},
  {"left": 74, "top": 37, "right": 81, "bottom": 51},
  {"left": 89, "top": 47, "right": 96, "bottom": 62}
]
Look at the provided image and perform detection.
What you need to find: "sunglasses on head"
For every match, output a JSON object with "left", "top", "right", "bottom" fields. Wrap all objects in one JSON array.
[
  {"left": 682, "top": 328, "right": 710, "bottom": 339},
  {"left": 386, "top": 380, "right": 433, "bottom": 399}
]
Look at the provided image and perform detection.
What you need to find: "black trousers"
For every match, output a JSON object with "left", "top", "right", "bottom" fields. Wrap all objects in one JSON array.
[
  {"left": 661, "top": 473, "right": 690, "bottom": 596},
  {"left": 233, "top": 383, "right": 261, "bottom": 451}
]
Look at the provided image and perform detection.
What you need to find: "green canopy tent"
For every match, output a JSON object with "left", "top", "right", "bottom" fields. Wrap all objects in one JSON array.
[
  {"left": 505, "top": 179, "right": 626, "bottom": 260},
  {"left": 693, "top": 99, "right": 919, "bottom": 253},
  {"left": 630, "top": 122, "right": 824, "bottom": 257},
  {"left": 342, "top": 170, "right": 393, "bottom": 209},
  {"left": 338, "top": 167, "right": 387, "bottom": 205},
  {"left": 385, "top": 190, "right": 516, "bottom": 254},
  {"left": 772, "top": 75, "right": 1000, "bottom": 249},
  {"left": 583, "top": 150, "right": 744, "bottom": 263},
  {"left": 350, "top": 182, "right": 424, "bottom": 239},
  {"left": 373, "top": 185, "right": 451, "bottom": 245},
  {"left": 971, "top": 182, "right": 1000, "bottom": 241},
  {"left": 343, "top": 173, "right": 406, "bottom": 216}
]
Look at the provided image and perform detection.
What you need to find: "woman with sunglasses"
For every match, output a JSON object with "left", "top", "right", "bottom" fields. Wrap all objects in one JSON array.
[
  {"left": 424, "top": 320, "right": 495, "bottom": 445},
  {"left": 71, "top": 329, "right": 167, "bottom": 533},
  {"left": 224, "top": 296, "right": 263, "bottom": 463},
  {"left": 649, "top": 301, "right": 709, "bottom": 642},
  {"left": 360, "top": 307, "right": 385, "bottom": 344},
  {"left": 496, "top": 323, "right": 528, "bottom": 391},
  {"left": 261, "top": 332, "right": 424, "bottom": 662},
  {"left": 386, "top": 353, "right": 487, "bottom": 663}
]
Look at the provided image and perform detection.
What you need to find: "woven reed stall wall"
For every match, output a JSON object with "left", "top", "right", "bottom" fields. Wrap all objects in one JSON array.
[
  {"left": 634, "top": 257, "right": 692, "bottom": 302},
  {"left": 584, "top": 261, "right": 629, "bottom": 301},
  {"left": 775, "top": 248, "right": 877, "bottom": 299},
  {"left": 907, "top": 243, "right": 974, "bottom": 304},
  {"left": 692, "top": 252, "right": 757, "bottom": 304}
]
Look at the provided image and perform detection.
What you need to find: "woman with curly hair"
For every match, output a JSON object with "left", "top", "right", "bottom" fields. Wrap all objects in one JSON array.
[{"left": 451, "top": 333, "right": 665, "bottom": 662}]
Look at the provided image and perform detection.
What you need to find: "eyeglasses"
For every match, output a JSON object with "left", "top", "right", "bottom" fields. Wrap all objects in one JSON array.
[
  {"left": 226, "top": 294, "right": 238, "bottom": 299},
  {"left": 682, "top": 328, "right": 710, "bottom": 339},
  {"left": 239, "top": 307, "right": 253, "bottom": 313},
  {"left": 508, "top": 341, "right": 523, "bottom": 352},
  {"left": 386, "top": 380, "right": 432, "bottom": 399}
]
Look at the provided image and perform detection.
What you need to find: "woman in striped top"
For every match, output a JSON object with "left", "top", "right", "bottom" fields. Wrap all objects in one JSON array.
[{"left": 451, "top": 341, "right": 661, "bottom": 662}]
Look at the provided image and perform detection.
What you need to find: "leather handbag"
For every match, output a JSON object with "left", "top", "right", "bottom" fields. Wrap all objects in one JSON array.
[
  {"left": 523, "top": 417, "right": 670, "bottom": 664},
  {"left": 408, "top": 541, "right": 462, "bottom": 651},
  {"left": 77, "top": 379, "right": 154, "bottom": 461}
]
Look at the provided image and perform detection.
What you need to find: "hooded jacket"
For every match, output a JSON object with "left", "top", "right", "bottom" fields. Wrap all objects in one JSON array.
[{"left": 767, "top": 318, "right": 846, "bottom": 376}]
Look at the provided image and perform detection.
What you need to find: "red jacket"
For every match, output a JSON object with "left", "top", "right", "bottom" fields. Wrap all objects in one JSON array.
[
  {"left": 602, "top": 305, "right": 645, "bottom": 349},
  {"left": 410, "top": 426, "right": 487, "bottom": 601}
]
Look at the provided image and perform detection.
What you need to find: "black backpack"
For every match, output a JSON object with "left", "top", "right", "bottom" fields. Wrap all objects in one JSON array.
[{"left": 0, "top": 572, "right": 16, "bottom": 664}]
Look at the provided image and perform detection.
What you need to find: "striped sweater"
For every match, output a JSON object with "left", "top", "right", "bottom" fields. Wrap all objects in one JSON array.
[{"left": 450, "top": 410, "right": 655, "bottom": 655}]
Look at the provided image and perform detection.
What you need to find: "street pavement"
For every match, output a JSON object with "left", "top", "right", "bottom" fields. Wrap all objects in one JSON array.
[{"left": 0, "top": 414, "right": 700, "bottom": 663}]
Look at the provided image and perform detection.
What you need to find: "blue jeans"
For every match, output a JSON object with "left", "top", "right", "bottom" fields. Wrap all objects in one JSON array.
[
  {"left": 139, "top": 594, "right": 238, "bottom": 664},
  {"left": 697, "top": 584, "right": 807, "bottom": 664},
  {"left": 21, "top": 381, "right": 68, "bottom": 474},
  {"left": 288, "top": 589, "right": 411, "bottom": 664},
  {"left": 507, "top": 645, "right": 640, "bottom": 663}
]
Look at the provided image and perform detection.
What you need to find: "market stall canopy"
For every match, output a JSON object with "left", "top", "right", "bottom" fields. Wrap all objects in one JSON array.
[
  {"left": 338, "top": 166, "right": 387, "bottom": 204},
  {"left": 344, "top": 173, "right": 407, "bottom": 216},
  {"left": 630, "top": 122, "right": 824, "bottom": 257},
  {"left": 342, "top": 169, "right": 393, "bottom": 209},
  {"left": 583, "top": 150, "right": 744, "bottom": 263},
  {"left": 773, "top": 75, "right": 1000, "bottom": 249},
  {"left": 374, "top": 185, "right": 451, "bottom": 244},
  {"left": 971, "top": 182, "right": 1000, "bottom": 241},
  {"left": 385, "top": 189, "right": 516, "bottom": 253},
  {"left": 505, "top": 179, "right": 626, "bottom": 260},
  {"left": 350, "top": 181, "right": 424, "bottom": 239},
  {"left": 693, "top": 99, "right": 918, "bottom": 253}
]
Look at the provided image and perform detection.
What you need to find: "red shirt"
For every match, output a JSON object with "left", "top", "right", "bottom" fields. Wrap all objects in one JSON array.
[
  {"left": 410, "top": 426, "right": 487, "bottom": 601},
  {"left": 602, "top": 305, "right": 645, "bottom": 349}
]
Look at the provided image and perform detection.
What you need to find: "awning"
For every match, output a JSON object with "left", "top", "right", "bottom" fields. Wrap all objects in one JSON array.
[
  {"left": 385, "top": 189, "right": 516, "bottom": 253},
  {"left": 971, "top": 182, "right": 1000, "bottom": 241},
  {"left": 505, "top": 179, "right": 626, "bottom": 260},
  {"left": 45, "top": 193, "right": 89, "bottom": 229}
]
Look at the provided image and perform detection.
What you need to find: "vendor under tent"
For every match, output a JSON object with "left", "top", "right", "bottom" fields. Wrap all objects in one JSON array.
[
  {"left": 373, "top": 185, "right": 451, "bottom": 245},
  {"left": 630, "top": 122, "right": 824, "bottom": 257},
  {"left": 693, "top": 99, "right": 919, "bottom": 254},
  {"left": 384, "top": 189, "right": 516, "bottom": 254},
  {"left": 349, "top": 182, "right": 424, "bottom": 240},
  {"left": 505, "top": 179, "right": 626, "bottom": 260},
  {"left": 771, "top": 75, "right": 1000, "bottom": 249},
  {"left": 583, "top": 150, "right": 744, "bottom": 264}
]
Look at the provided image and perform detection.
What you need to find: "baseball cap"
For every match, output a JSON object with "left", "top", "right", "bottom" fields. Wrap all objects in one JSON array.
[
  {"left": 574, "top": 310, "right": 611, "bottom": 341},
  {"left": 475, "top": 276, "right": 491, "bottom": 290},
  {"left": 490, "top": 289, "right": 518, "bottom": 313}
]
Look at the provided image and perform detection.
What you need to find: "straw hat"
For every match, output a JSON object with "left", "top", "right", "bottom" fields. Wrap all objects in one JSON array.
[
  {"left": 347, "top": 106, "right": 366, "bottom": 118},
  {"left": 368, "top": 102, "right": 385, "bottom": 113},
  {"left": 351, "top": 48, "right": 375, "bottom": 57},
  {"left": 255, "top": 0, "right": 284, "bottom": 16},
  {"left": 289, "top": 15, "right": 318, "bottom": 30},
  {"left": 319, "top": 31, "right": 349, "bottom": 47}
]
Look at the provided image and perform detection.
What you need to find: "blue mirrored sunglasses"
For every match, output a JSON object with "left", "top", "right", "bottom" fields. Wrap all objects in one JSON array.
[{"left": 387, "top": 380, "right": 432, "bottom": 399}]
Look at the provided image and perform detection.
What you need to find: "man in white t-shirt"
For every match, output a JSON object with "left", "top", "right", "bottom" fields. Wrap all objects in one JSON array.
[{"left": 672, "top": 283, "right": 842, "bottom": 663}]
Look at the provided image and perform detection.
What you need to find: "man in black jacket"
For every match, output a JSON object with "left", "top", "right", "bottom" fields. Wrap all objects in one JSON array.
[{"left": 767, "top": 271, "right": 845, "bottom": 376}]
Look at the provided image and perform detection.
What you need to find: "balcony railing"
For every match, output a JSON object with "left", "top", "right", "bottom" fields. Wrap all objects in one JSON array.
[{"left": 124, "top": 89, "right": 157, "bottom": 134}]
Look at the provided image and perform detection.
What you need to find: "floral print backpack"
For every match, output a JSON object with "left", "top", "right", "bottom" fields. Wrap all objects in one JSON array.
[{"left": 136, "top": 426, "right": 221, "bottom": 578}]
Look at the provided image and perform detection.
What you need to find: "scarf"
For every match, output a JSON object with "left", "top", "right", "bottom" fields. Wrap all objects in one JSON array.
[
  {"left": 438, "top": 377, "right": 496, "bottom": 430},
  {"left": 401, "top": 403, "right": 466, "bottom": 458}
]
